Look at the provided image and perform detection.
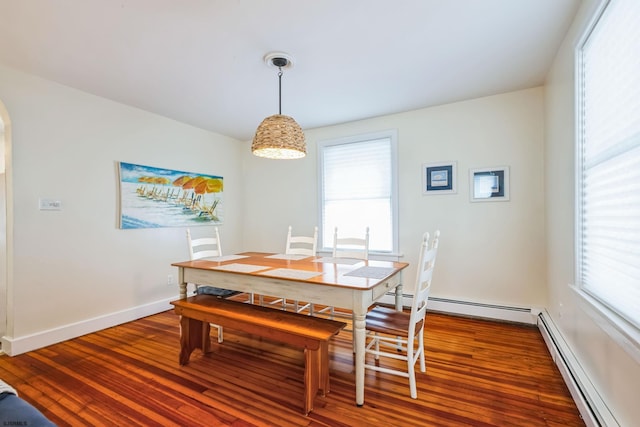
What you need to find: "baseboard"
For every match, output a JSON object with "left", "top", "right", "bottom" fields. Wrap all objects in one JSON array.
[
  {"left": 538, "top": 310, "right": 618, "bottom": 427},
  {"left": 1, "top": 293, "right": 618, "bottom": 426},
  {"left": 1, "top": 297, "right": 175, "bottom": 356},
  {"left": 378, "top": 293, "right": 539, "bottom": 324},
  {"left": 379, "top": 294, "right": 617, "bottom": 425}
]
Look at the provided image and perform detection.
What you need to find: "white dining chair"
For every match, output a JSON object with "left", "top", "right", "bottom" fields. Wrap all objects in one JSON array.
[
  {"left": 261, "top": 226, "right": 318, "bottom": 313},
  {"left": 332, "top": 226, "right": 369, "bottom": 261},
  {"left": 315, "top": 226, "right": 370, "bottom": 319},
  {"left": 186, "top": 227, "right": 253, "bottom": 342},
  {"left": 364, "top": 230, "right": 440, "bottom": 399},
  {"left": 187, "top": 227, "right": 223, "bottom": 261}
]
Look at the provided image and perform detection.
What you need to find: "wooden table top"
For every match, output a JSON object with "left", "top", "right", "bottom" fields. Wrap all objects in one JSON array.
[{"left": 172, "top": 252, "right": 409, "bottom": 291}]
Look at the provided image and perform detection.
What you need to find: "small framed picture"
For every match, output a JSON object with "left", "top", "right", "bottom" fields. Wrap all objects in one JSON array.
[
  {"left": 469, "top": 166, "right": 510, "bottom": 202},
  {"left": 422, "top": 162, "right": 457, "bottom": 195}
]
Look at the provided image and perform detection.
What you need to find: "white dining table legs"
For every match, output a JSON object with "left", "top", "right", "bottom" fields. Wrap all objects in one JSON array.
[
  {"left": 174, "top": 262, "right": 405, "bottom": 407},
  {"left": 353, "top": 281, "right": 403, "bottom": 406}
]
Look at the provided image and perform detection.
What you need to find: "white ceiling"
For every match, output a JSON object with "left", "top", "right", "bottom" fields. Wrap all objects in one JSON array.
[{"left": 0, "top": 0, "right": 581, "bottom": 141}]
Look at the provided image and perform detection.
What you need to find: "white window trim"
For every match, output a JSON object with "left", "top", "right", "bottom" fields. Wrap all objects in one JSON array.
[
  {"left": 317, "top": 129, "right": 399, "bottom": 257},
  {"left": 574, "top": 0, "right": 640, "bottom": 357},
  {"left": 570, "top": 285, "right": 640, "bottom": 364}
]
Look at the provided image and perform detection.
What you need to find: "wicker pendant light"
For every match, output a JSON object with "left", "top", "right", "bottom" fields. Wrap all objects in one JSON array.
[{"left": 251, "top": 53, "right": 306, "bottom": 159}]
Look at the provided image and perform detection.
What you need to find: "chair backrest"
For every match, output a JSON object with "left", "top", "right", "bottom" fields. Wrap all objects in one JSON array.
[
  {"left": 409, "top": 230, "right": 440, "bottom": 337},
  {"left": 332, "top": 226, "right": 370, "bottom": 260},
  {"left": 285, "top": 226, "right": 318, "bottom": 257},
  {"left": 186, "top": 227, "right": 222, "bottom": 260}
]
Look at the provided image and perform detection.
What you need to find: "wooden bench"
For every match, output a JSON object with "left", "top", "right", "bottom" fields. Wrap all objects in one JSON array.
[{"left": 170, "top": 295, "right": 346, "bottom": 415}]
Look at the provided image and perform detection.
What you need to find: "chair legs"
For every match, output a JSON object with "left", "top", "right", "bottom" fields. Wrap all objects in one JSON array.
[
  {"left": 239, "top": 292, "right": 255, "bottom": 304},
  {"left": 407, "top": 363, "right": 417, "bottom": 398},
  {"left": 418, "top": 332, "right": 426, "bottom": 372},
  {"left": 407, "top": 337, "right": 426, "bottom": 399},
  {"left": 260, "top": 296, "right": 314, "bottom": 315},
  {"left": 313, "top": 305, "right": 335, "bottom": 319},
  {"left": 210, "top": 324, "right": 224, "bottom": 343},
  {"left": 365, "top": 331, "right": 425, "bottom": 399},
  {"left": 294, "top": 301, "right": 312, "bottom": 314}
]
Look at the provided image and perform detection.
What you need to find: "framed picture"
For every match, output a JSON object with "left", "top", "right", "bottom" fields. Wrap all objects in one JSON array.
[
  {"left": 469, "top": 166, "right": 510, "bottom": 202},
  {"left": 422, "top": 161, "right": 457, "bottom": 195},
  {"left": 117, "top": 162, "right": 224, "bottom": 229}
]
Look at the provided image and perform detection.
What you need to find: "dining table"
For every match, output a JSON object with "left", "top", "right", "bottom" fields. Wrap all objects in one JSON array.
[{"left": 172, "top": 251, "right": 409, "bottom": 406}]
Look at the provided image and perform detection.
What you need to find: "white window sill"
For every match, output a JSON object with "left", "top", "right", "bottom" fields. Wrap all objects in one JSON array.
[
  {"left": 570, "top": 284, "right": 640, "bottom": 364},
  {"left": 317, "top": 250, "right": 402, "bottom": 262}
]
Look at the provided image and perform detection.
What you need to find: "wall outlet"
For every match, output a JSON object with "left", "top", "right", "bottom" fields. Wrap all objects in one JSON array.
[
  {"left": 558, "top": 302, "right": 564, "bottom": 319},
  {"left": 167, "top": 275, "right": 174, "bottom": 286}
]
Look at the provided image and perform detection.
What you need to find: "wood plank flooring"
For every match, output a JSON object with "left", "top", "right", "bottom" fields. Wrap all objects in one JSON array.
[{"left": 0, "top": 308, "right": 585, "bottom": 426}]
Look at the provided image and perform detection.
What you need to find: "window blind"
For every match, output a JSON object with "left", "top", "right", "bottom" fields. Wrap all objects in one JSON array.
[
  {"left": 579, "top": 0, "right": 640, "bottom": 328},
  {"left": 319, "top": 136, "right": 395, "bottom": 252}
]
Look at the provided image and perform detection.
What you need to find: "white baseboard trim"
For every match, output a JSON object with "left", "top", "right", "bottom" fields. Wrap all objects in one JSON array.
[
  {"left": 0, "top": 292, "right": 618, "bottom": 426},
  {"left": 379, "top": 294, "right": 617, "bottom": 425},
  {"left": 378, "top": 294, "right": 539, "bottom": 324},
  {"left": 1, "top": 297, "right": 175, "bottom": 356},
  {"left": 538, "top": 310, "right": 618, "bottom": 427}
]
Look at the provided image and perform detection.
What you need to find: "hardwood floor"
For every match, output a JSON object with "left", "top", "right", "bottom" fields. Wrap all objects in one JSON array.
[{"left": 0, "top": 308, "right": 585, "bottom": 426}]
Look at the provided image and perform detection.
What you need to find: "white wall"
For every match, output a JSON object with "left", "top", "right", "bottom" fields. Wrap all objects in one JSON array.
[
  {"left": 0, "top": 171, "right": 5, "bottom": 340},
  {"left": 0, "top": 65, "right": 245, "bottom": 354},
  {"left": 242, "top": 88, "right": 546, "bottom": 308},
  {"left": 0, "top": 104, "right": 8, "bottom": 341},
  {"left": 545, "top": 1, "right": 640, "bottom": 425},
  {"left": 3, "top": 15, "right": 636, "bottom": 421}
]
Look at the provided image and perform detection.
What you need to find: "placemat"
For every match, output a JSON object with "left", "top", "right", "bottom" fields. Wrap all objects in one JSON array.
[
  {"left": 259, "top": 268, "right": 323, "bottom": 280},
  {"left": 344, "top": 266, "right": 397, "bottom": 279},
  {"left": 312, "top": 257, "right": 363, "bottom": 265},
  {"left": 206, "top": 254, "right": 250, "bottom": 262},
  {"left": 265, "top": 254, "right": 311, "bottom": 261},
  {"left": 212, "top": 263, "right": 269, "bottom": 273}
]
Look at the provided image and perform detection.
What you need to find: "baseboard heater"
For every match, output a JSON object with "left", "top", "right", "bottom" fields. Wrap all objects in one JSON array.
[
  {"left": 379, "top": 293, "right": 538, "bottom": 324},
  {"left": 537, "top": 311, "right": 618, "bottom": 427},
  {"left": 379, "top": 293, "right": 618, "bottom": 425},
  {"left": 428, "top": 296, "right": 537, "bottom": 324}
]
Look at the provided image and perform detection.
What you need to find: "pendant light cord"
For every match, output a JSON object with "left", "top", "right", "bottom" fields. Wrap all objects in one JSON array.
[{"left": 278, "top": 67, "right": 283, "bottom": 115}]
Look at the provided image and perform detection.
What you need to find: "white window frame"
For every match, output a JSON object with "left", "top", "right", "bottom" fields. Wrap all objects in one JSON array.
[
  {"left": 317, "top": 130, "right": 399, "bottom": 257},
  {"left": 575, "top": 0, "right": 640, "bottom": 362}
]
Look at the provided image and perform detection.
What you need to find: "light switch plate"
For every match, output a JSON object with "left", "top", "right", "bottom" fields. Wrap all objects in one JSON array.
[{"left": 39, "top": 198, "right": 62, "bottom": 211}]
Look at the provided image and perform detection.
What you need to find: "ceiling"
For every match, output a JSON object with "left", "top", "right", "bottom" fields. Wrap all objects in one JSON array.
[{"left": 0, "top": 0, "right": 581, "bottom": 141}]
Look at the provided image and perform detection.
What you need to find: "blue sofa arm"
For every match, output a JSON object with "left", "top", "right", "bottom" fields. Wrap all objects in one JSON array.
[{"left": 0, "top": 380, "right": 56, "bottom": 427}]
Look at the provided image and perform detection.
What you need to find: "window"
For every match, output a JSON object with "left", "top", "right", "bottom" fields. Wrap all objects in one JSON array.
[
  {"left": 318, "top": 130, "right": 398, "bottom": 254},
  {"left": 577, "top": 0, "right": 640, "bottom": 330}
]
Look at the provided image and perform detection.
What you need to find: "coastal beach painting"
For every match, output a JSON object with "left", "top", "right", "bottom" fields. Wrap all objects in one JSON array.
[{"left": 117, "top": 162, "right": 224, "bottom": 229}]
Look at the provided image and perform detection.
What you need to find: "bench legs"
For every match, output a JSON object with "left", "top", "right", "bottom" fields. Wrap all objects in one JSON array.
[
  {"left": 304, "top": 348, "right": 319, "bottom": 415},
  {"left": 178, "top": 315, "right": 331, "bottom": 415},
  {"left": 178, "top": 316, "right": 211, "bottom": 365},
  {"left": 303, "top": 342, "right": 331, "bottom": 415}
]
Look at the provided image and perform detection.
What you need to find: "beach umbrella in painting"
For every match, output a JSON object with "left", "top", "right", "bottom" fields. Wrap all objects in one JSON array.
[
  {"left": 139, "top": 176, "right": 170, "bottom": 198},
  {"left": 172, "top": 175, "right": 192, "bottom": 187},
  {"left": 137, "top": 175, "right": 166, "bottom": 184},
  {"left": 152, "top": 177, "right": 171, "bottom": 199},
  {"left": 194, "top": 178, "right": 223, "bottom": 194},
  {"left": 193, "top": 178, "right": 222, "bottom": 221},
  {"left": 157, "top": 177, "right": 171, "bottom": 185},
  {"left": 193, "top": 178, "right": 223, "bottom": 220},
  {"left": 180, "top": 176, "right": 207, "bottom": 208},
  {"left": 181, "top": 176, "right": 207, "bottom": 190},
  {"left": 136, "top": 176, "right": 158, "bottom": 196},
  {"left": 169, "top": 175, "right": 192, "bottom": 201}
]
